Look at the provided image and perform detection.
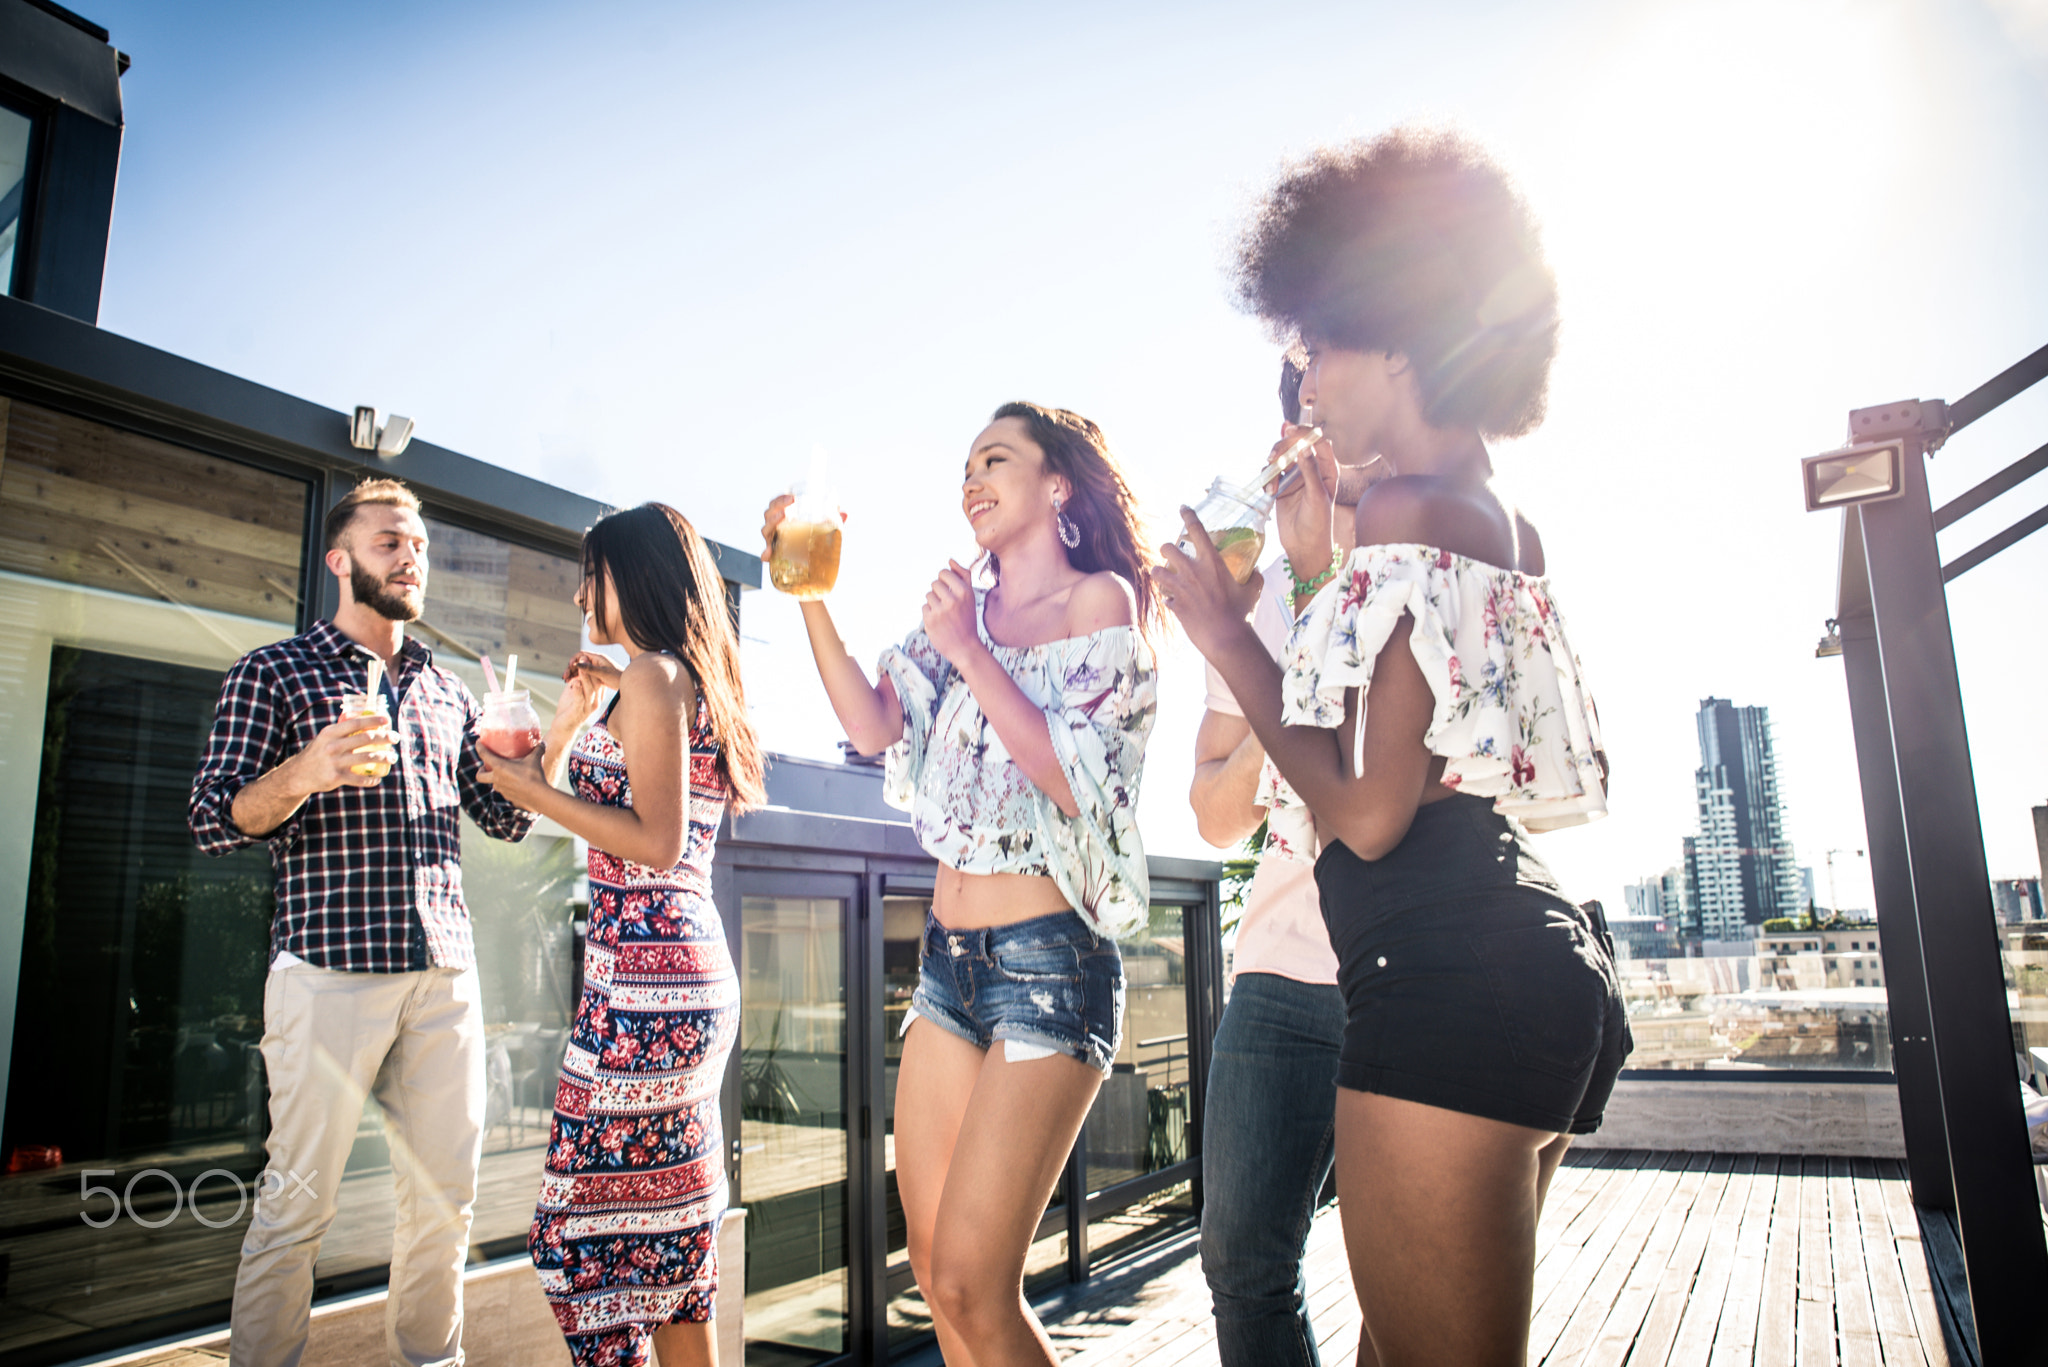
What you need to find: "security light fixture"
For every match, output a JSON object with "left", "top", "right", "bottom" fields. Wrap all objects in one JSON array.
[
  {"left": 1815, "top": 618, "right": 1843, "bottom": 659},
  {"left": 350, "top": 406, "right": 415, "bottom": 460},
  {"left": 1803, "top": 439, "right": 1904, "bottom": 512}
]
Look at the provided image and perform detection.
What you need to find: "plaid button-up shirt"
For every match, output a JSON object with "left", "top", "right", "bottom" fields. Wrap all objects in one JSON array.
[{"left": 189, "top": 619, "right": 534, "bottom": 973}]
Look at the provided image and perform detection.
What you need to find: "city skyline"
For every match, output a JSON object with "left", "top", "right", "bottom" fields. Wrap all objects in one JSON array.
[{"left": 64, "top": 0, "right": 2048, "bottom": 914}]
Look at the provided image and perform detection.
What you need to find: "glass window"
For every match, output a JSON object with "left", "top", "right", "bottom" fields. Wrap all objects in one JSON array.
[
  {"left": 881, "top": 891, "right": 931, "bottom": 1347},
  {"left": 1619, "top": 921, "right": 1894, "bottom": 1071},
  {"left": 0, "top": 99, "right": 31, "bottom": 297},
  {"left": 0, "top": 399, "right": 303, "bottom": 622},
  {"left": 1082, "top": 903, "right": 1193, "bottom": 1193},
  {"left": 0, "top": 404, "right": 309, "bottom": 1361},
  {"left": 740, "top": 891, "right": 849, "bottom": 1364},
  {"left": 390, "top": 518, "right": 585, "bottom": 1262},
  {"left": 0, "top": 410, "right": 594, "bottom": 1360}
]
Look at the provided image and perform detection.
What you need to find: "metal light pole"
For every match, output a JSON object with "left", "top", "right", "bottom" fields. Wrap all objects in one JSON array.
[{"left": 1810, "top": 347, "right": 2048, "bottom": 1363}]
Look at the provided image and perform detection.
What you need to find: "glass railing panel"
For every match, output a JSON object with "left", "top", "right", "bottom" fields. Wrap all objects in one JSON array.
[
  {"left": 740, "top": 892, "right": 848, "bottom": 1364},
  {"left": 1082, "top": 903, "right": 1192, "bottom": 1191},
  {"left": 1613, "top": 921, "right": 1896, "bottom": 1071}
]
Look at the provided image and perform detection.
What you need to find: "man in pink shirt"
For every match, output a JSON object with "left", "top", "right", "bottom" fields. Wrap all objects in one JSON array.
[{"left": 1192, "top": 362, "right": 1376, "bottom": 1366}]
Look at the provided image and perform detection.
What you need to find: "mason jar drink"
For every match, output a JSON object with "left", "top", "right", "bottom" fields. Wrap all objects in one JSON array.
[
  {"left": 339, "top": 691, "right": 395, "bottom": 778},
  {"left": 769, "top": 480, "right": 844, "bottom": 600},
  {"left": 1182, "top": 478, "right": 1273, "bottom": 585},
  {"left": 479, "top": 688, "right": 543, "bottom": 759}
]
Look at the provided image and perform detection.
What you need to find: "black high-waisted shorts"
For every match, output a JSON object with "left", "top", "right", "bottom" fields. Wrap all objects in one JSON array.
[{"left": 1315, "top": 794, "right": 1632, "bottom": 1135}]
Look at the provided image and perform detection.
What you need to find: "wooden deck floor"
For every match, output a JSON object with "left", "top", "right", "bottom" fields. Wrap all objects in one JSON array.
[{"left": 1033, "top": 1150, "right": 1958, "bottom": 1366}]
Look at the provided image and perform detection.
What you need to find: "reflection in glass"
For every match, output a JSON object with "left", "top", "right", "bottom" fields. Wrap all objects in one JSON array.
[
  {"left": 0, "top": 649, "right": 279, "bottom": 1355},
  {"left": 1083, "top": 903, "right": 1191, "bottom": 1193},
  {"left": 0, "top": 102, "right": 30, "bottom": 295},
  {"left": 741, "top": 894, "right": 848, "bottom": 1364},
  {"left": 0, "top": 401, "right": 305, "bottom": 624},
  {"left": 0, "top": 411, "right": 310, "bottom": 1360},
  {"left": 1616, "top": 929, "right": 1895, "bottom": 1070},
  {"left": 2004, "top": 923, "right": 2047, "bottom": 1155}
]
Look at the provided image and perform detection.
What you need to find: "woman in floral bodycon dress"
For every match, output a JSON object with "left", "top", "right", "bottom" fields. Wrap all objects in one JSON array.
[{"left": 481, "top": 503, "right": 765, "bottom": 1367}]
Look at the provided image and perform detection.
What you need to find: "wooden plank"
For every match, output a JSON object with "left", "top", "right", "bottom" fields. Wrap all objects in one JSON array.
[
  {"left": 0, "top": 459, "right": 303, "bottom": 565},
  {"left": 1705, "top": 1155, "right": 1780, "bottom": 1367},
  {"left": 1662, "top": 1153, "right": 1759, "bottom": 1365},
  {"left": 1853, "top": 1158, "right": 1928, "bottom": 1367},
  {"left": 1753, "top": 1152, "right": 1801, "bottom": 1366},
  {"left": 1874, "top": 1163, "right": 1954, "bottom": 1367},
  {"left": 1581, "top": 1152, "right": 1716, "bottom": 1367},
  {"left": 1828, "top": 1157, "right": 1882, "bottom": 1367},
  {"left": 1540, "top": 1151, "right": 1687, "bottom": 1364},
  {"left": 1619, "top": 1152, "right": 1742, "bottom": 1367},
  {"left": 1532, "top": 1149, "right": 1644, "bottom": 1322},
  {"left": 0, "top": 518, "right": 301, "bottom": 623},
  {"left": 1795, "top": 1155, "right": 1839, "bottom": 1367},
  {"left": 4, "top": 400, "right": 306, "bottom": 532}
]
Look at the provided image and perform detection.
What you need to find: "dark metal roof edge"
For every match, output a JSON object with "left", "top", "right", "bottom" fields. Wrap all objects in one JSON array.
[
  {"left": 0, "top": 0, "right": 123, "bottom": 125},
  {"left": 0, "top": 293, "right": 761, "bottom": 584},
  {"left": 21, "top": 0, "right": 107, "bottom": 43}
]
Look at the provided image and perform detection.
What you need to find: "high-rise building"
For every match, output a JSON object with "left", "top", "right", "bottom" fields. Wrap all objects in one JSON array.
[
  {"left": 1991, "top": 877, "right": 2043, "bottom": 924},
  {"left": 1687, "top": 698, "right": 1802, "bottom": 940}
]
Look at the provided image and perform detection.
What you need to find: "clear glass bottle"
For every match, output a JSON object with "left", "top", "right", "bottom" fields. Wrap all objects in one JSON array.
[
  {"left": 769, "top": 479, "right": 845, "bottom": 600},
  {"left": 339, "top": 692, "right": 395, "bottom": 778},
  {"left": 1181, "top": 477, "right": 1274, "bottom": 584},
  {"left": 479, "top": 688, "right": 543, "bottom": 759}
]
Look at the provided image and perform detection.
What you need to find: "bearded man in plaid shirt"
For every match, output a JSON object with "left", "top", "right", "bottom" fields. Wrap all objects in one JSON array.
[{"left": 190, "top": 477, "right": 535, "bottom": 1367}]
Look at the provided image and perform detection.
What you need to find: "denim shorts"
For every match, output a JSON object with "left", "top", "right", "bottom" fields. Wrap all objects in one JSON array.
[
  {"left": 906, "top": 909, "right": 1125, "bottom": 1075},
  {"left": 1315, "top": 795, "right": 1632, "bottom": 1135}
]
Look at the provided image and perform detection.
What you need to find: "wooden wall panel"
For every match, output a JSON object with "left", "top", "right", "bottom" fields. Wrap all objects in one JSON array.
[
  {"left": 420, "top": 518, "right": 580, "bottom": 688},
  {"left": 0, "top": 400, "right": 306, "bottom": 624}
]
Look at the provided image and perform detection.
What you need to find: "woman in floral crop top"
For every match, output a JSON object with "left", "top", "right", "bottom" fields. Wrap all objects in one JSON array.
[
  {"left": 761, "top": 401, "right": 1160, "bottom": 1366},
  {"left": 1159, "top": 130, "right": 1627, "bottom": 1366}
]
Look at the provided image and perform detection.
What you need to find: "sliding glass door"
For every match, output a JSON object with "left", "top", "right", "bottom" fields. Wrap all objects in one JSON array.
[{"left": 736, "top": 870, "right": 857, "bottom": 1365}]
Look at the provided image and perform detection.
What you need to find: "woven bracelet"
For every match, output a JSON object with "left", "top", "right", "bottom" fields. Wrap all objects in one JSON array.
[{"left": 1288, "top": 548, "right": 1343, "bottom": 598}]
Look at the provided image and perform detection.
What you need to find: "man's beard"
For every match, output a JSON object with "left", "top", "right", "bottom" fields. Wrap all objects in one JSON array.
[{"left": 351, "top": 562, "right": 422, "bottom": 622}]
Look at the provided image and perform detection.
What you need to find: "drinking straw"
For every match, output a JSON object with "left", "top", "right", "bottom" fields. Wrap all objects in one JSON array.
[
  {"left": 1250, "top": 425, "right": 1324, "bottom": 492},
  {"left": 479, "top": 653, "right": 500, "bottom": 695},
  {"left": 503, "top": 654, "right": 519, "bottom": 694},
  {"left": 365, "top": 655, "right": 384, "bottom": 700}
]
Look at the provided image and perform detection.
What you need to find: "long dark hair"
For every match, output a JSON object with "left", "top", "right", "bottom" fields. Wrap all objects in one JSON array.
[
  {"left": 988, "top": 401, "right": 1162, "bottom": 641},
  {"left": 582, "top": 503, "right": 766, "bottom": 813}
]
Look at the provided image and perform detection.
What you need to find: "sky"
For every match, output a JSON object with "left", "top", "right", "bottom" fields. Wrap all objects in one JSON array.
[{"left": 75, "top": 0, "right": 2048, "bottom": 916}]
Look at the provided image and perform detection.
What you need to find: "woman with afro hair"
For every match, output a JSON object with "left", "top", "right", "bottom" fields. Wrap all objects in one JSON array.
[{"left": 1158, "top": 127, "right": 1626, "bottom": 1366}]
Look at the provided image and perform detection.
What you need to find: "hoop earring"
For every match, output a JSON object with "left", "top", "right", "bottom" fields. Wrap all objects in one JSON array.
[{"left": 1054, "top": 497, "right": 1081, "bottom": 550}]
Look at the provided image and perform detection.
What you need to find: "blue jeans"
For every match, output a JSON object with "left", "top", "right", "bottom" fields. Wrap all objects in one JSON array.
[
  {"left": 1200, "top": 971, "right": 1347, "bottom": 1367},
  {"left": 908, "top": 910, "right": 1125, "bottom": 1073}
]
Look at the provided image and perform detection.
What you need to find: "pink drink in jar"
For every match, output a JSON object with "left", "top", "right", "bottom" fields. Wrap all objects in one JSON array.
[{"left": 480, "top": 688, "right": 542, "bottom": 759}]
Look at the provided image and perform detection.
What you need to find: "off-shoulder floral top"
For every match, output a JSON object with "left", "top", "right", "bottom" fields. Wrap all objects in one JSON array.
[
  {"left": 878, "top": 587, "right": 1157, "bottom": 941},
  {"left": 1259, "top": 543, "right": 1607, "bottom": 863}
]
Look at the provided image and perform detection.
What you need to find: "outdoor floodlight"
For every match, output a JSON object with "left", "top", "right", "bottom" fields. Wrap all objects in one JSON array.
[
  {"left": 1803, "top": 439, "right": 1904, "bottom": 512},
  {"left": 349, "top": 406, "right": 415, "bottom": 460},
  {"left": 376, "top": 415, "right": 414, "bottom": 459},
  {"left": 1815, "top": 618, "right": 1843, "bottom": 659}
]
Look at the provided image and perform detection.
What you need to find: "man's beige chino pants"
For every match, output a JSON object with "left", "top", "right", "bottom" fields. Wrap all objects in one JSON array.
[{"left": 228, "top": 962, "right": 486, "bottom": 1367}]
